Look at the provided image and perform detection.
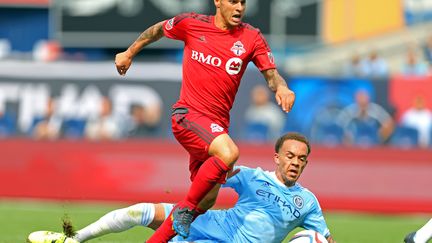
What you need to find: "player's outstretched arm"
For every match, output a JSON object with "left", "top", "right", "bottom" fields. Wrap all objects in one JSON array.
[
  {"left": 115, "top": 21, "right": 165, "bottom": 76},
  {"left": 261, "top": 68, "right": 295, "bottom": 113}
]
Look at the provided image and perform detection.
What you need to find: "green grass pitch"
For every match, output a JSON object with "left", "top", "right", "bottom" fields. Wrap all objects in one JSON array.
[{"left": 0, "top": 199, "right": 429, "bottom": 243}]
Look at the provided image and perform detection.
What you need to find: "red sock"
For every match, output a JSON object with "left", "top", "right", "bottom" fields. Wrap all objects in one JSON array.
[
  {"left": 146, "top": 210, "right": 176, "bottom": 243},
  {"left": 182, "top": 156, "right": 230, "bottom": 209}
]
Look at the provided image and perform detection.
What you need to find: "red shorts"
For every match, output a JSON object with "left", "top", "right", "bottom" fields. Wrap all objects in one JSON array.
[{"left": 171, "top": 107, "right": 227, "bottom": 181}]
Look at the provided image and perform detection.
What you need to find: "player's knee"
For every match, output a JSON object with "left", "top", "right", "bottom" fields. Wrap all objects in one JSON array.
[
  {"left": 209, "top": 134, "right": 239, "bottom": 167},
  {"left": 126, "top": 203, "right": 155, "bottom": 226},
  {"left": 218, "top": 145, "right": 239, "bottom": 168},
  {"left": 228, "top": 146, "right": 240, "bottom": 166}
]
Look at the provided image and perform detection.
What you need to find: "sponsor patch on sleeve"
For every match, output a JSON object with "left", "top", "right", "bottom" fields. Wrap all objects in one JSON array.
[
  {"left": 267, "top": 52, "right": 275, "bottom": 64},
  {"left": 165, "top": 17, "right": 175, "bottom": 30}
]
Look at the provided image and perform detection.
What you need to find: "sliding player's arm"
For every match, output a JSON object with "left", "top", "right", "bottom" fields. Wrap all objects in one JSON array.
[{"left": 115, "top": 21, "right": 165, "bottom": 75}]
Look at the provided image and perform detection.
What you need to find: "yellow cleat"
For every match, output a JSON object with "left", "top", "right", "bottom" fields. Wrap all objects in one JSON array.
[{"left": 27, "top": 231, "right": 79, "bottom": 243}]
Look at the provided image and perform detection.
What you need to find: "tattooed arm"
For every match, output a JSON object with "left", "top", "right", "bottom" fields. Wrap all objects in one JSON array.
[
  {"left": 261, "top": 68, "right": 295, "bottom": 113},
  {"left": 115, "top": 21, "right": 165, "bottom": 75}
]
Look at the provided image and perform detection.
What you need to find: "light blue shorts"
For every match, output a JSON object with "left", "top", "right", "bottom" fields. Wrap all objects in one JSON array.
[{"left": 161, "top": 203, "right": 230, "bottom": 243}]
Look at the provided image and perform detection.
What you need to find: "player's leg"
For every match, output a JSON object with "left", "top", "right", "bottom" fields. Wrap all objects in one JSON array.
[
  {"left": 173, "top": 134, "right": 238, "bottom": 237},
  {"left": 179, "top": 133, "right": 238, "bottom": 211},
  {"left": 74, "top": 203, "right": 167, "bottom": 242},
  {"left": 147, "top": 159, "right": 224, "bottom": 243},
  {"left": 171, "top": 108, "right": 235, "bottom": 212},
  {"left": 169, "top": 135, "right": 238, "bottom": 238},
  {"left": 197, "top": 184, "right": 222, "bottom": 211},
  {"left": 405, "top": 218, "right": 432, "bottom": 243},
  {"left": 148, "top": 108, "right": 237, "bottom": 241},
  {"left": 27, "top": 203, "right": 171, "bottom": 243},
  {"left": 416, "top": 218, "right": 432, "bottom": 242},
  {"left": 173, "top": 112, "right": 238, "bottom": 234},
  {"left": 182, "top": 133, "right": 238, "bottom": 209}
]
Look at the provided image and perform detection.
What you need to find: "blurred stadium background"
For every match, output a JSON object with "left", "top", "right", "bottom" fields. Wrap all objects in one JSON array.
[{"left": 0, "top": 0, "right": 432, "bottom": 242}]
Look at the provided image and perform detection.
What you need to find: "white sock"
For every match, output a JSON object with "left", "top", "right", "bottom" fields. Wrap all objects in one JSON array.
[
  {"left": 415, "top": 218, "right": 432, "bottom": 243},
  {"left": 73, "top": 203, "right": 155, "bottom": 242}
]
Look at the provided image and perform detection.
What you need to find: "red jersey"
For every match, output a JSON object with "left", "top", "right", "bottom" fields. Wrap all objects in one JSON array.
[{"left": 163, "top": 12, "right": 276, "bottom": 128}]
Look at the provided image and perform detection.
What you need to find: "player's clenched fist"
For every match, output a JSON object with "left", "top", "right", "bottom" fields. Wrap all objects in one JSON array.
[
  {"left": 115, "top": 51, "right": 132, "bottom": 76},
  {"left": 276, "top": 86, "right": 295, "bottom": 113}
]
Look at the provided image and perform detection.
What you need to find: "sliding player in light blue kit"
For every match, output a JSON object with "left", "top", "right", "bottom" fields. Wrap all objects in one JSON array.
[{"left": 28, "top": 132, "right": 336, "bottom": 243}]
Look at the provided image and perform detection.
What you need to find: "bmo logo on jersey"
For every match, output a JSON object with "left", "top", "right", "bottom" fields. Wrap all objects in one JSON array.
[
  {"left": 191, "top": 50, "right": 222, "bottom": 67},
  {"left": 191, "top": 50, "right": 243, "bottom": 75},
  {"left": 225, "top": 57, "right": 243, "bottom": 75}
]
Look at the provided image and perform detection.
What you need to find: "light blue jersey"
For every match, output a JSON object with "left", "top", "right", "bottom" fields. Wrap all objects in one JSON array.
[{"left": 170, "top": 166, "right": 330, "bottom": 243}]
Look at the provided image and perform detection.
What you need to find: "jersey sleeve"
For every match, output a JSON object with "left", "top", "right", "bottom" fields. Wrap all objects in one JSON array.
[
  {"left": 163, "top": 13, "right": 191, "bottom": 41},
  {"left": 251, "top": 31, "right": 276, "bottom": 71},
  {"left": 301, "top": 195, "right": 331, "bottom": 238}
]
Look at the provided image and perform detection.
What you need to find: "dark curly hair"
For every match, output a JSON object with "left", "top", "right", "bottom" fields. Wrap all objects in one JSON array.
[{"left": 274, "top": 132, "right": 311, "bottom": 155}]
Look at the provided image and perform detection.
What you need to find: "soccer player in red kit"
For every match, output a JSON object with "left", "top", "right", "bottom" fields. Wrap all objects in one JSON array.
[{"left": 115, "top": 0, "right": 295, "bottom": 241}]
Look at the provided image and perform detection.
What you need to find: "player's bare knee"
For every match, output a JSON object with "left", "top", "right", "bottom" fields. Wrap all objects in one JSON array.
[
  {"left": 225, "top": 145, "right": 239, "bottom": 167},
  {"left": 217, "top": 148, "right": 239, "bottom": 168},
  {"left": 209, "top": 134, "right": 239, "bottom": 167}
]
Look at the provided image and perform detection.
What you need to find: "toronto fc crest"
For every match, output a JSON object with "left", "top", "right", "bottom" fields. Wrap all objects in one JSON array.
[
  {"left": 231, "top": 41, "right": 246, "bottom": 56},
  {"left": 267, "top": 52, "right": 275, "bottom": 64},
  {"left": 210, "top": 123, "right": 224, "bottom": 133},
  {"left": 165, "top": 17, "right": 175, "bottom": 30}
]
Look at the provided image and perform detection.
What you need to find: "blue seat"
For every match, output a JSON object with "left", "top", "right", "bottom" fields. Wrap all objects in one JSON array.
[
  {"left": 390, "top": 126, "right": 419, "bottom": 148},
  {"left": 0, "top": 113, "right": 16, "bottom": 137},
  {"left": 243, "top": 122, "right": 269, "bottom": 142},
  {"left": 311, "top": 122, "right": 344, "bottom": 146},
  {"left": 61, "top": 119, "right": 86, "bottom": 139},
  {"left": 351, "top": 120, "right": 380, "bottom": 147}
]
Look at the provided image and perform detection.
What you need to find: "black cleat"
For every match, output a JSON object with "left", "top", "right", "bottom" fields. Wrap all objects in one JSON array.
[
  {"left": 172, "top": 205, "right": 196, "bottom": 238},
  {"left": 404, "top": 232, "right": 416, "bottom": 243}
]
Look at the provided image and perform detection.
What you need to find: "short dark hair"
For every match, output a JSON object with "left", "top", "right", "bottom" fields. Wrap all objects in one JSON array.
[{"left": 274, "top": 132, "right": 311, "bottom": 155}]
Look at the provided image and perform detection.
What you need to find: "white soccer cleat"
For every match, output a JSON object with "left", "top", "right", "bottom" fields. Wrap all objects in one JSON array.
[{"left": 27, "top": 231, "right": 79, "bottom": 243}]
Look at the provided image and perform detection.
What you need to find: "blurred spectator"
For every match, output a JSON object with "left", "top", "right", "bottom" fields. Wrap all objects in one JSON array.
[
  {"left": 337, "top": 89, "right": 395, "bottom": 146},
  {"left": 30, "top": 98, "right": 62, "bottom": 140},
  {"left": 343, "top": 53, "right": 369, "bottom": 77},
  {"left": 127, "top": 104, "right": 162, "bottom": 138},
  {"left": 423, "top": 35, "right": 432, "bottom": 65},
  {"left": 362, "top": 50, "right": 389, "bottom": 78},
  {"left": 0, "top": 107, "right": 16, "bottom": 138},
  {"left": 243, "top": 84, "right": 285, "bottom": 141},
  {"left": 85, "top": 97, "right": 122, "bottom": 140},
  {"left": 400, "top": 95, "right": 432, "bottom": 147},
  {"left": 401, "top": 47, "right": 429, "bottom": 76}
]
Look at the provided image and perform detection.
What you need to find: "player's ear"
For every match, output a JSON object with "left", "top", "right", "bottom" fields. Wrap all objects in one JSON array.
[
  {"left": 214, "top": 0, "right": 221, "bottom": 8},
  {"left": 274, "top": 152, "right": 280, "bottom": 165}
]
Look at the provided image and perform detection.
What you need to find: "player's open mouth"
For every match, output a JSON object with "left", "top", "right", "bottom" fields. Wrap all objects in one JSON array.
[
  {"left": 288, "top": 169, "right": 298, "bottom": 176},
  {"left": 232, "top": 14, "right": 242, "bottom": 23}
]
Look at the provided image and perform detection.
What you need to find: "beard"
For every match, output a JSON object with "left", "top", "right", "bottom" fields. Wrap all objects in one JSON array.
[{"left": 281, "top": 174, "right": 296, "bottom": 187}]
